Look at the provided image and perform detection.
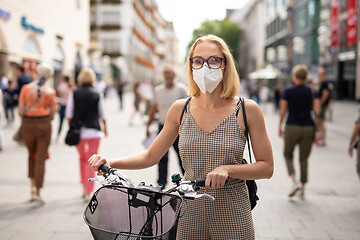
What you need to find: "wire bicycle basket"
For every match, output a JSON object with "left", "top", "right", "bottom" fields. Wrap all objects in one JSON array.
[{"left": 84, "top": 185, "right": 183, "bottom": 240}]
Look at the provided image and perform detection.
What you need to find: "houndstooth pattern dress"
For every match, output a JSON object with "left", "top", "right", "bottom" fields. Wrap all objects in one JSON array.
[{"left": 177, "top": 99, "right": 255, "bottom": 240}]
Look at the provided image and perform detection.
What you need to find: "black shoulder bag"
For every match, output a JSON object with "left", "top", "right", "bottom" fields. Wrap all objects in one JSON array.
[
  {"left": 65, "top": 91, "right": 81, "bottom": 146},
  {"left": 240, "top": 97, "right": 259, "bottom": 210}
]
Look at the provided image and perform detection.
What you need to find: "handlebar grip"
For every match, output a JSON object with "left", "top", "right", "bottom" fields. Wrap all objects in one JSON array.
[
  {"left": 193, "top": 178, "right": 206, "bottom": 187},
  {"left": 99, "top": 164, "right": 111, "bottom": 173},
  {"left": 193, "top": 178, "right": 229, "bottom": 187}
]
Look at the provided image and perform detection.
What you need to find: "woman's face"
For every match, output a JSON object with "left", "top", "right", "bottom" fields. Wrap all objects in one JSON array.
[{"left": 192, "top": 41, "right": 225, "bottom": 72}]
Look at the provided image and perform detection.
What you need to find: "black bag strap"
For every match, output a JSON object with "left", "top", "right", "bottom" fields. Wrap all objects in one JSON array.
[
  {"left": 240, "top": 97, "right": 253, "bottom": 163},
  {"left": 180, "top": 97, "right": 192, "bottom": 124}
]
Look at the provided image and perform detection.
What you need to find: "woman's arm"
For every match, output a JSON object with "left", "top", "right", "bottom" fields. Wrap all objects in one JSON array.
[
  {"left": 205, "top": 99, "right": 274, "bottom": 191},
  {"left": 278, "top": 99, "right": 288, "bottom": 137},
  {"left": 65, "top": 91, "right": 74, "bottom": 124},
  {"left": 348, "top": 122, "right": 360, "bottom": 157},
  {"left": 88, "top": 99, "right": 187, "bottom": 171},
  {"left": 313, "top": 97, "right": 320, "bottom": 117}
]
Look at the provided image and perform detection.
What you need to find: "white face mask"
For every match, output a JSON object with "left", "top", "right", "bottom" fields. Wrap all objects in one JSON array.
[{"left": 192, "top": 63, "right": 223, "bottom": 94}]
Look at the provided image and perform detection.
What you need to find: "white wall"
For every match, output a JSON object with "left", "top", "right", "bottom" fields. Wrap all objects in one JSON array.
[{"left": 0, "top": 0, "right": 89, "bottom": 77}]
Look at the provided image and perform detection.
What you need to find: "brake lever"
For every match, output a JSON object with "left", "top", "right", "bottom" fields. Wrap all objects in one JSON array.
[
  {"left": 175, "top": 184, "right": 214, "bottom": 201},
  {"left": 195, "top": 193, "right": 215, "bottom": 201}
]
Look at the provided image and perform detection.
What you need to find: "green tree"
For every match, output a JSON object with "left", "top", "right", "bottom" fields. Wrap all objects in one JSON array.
[{"left": 186, "top": 19, "right": 243, "bottom": 64}]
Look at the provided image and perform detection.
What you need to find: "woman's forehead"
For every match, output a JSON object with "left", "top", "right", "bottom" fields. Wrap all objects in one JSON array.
[{"left": 193, "top": 41, "right": 221, "bottom": 56}]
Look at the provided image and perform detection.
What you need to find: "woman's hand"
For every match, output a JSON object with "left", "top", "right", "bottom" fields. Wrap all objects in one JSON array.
[
  {"left": 279, "top": 128, "right": 284, "bottom": 137},
  {"left": 205, "top": 166, "right": 229, "bottom": 192},
  {"left": 348, "top": 145, "right": 353, "bottom": 157},
  {"left": 88, "top": 154, "right": 109, "bottom": 175}
]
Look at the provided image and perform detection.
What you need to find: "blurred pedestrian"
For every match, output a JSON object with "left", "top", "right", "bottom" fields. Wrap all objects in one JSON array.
[
  {"left": 139, "top": 80, "right": 154, "bottom": 115},
  {"left": 89, "top": 34, "right": 274, "bottom": 239},
  {"left": 348, "top": 109, "right": 360, "bottom": 181},
  {"left": 3, "top": 80, "right": 17, "bottom": 124},
  {"left": 94, "top": 77, "right": 107, "bottom": 98},
  {"left": 56, "top": 75, "right": 73, "bottom": 138},
  {"left": 247, "top": 80, "right": 260, "bottom": 104},
  {"left": 146, "top": 66, "right": 187, "bottom": 188},
  {"left": 316, "top": 67, "right": 331, "bottom": 146},
  {"left": 18, "top": 62, "right": 58, "bottom": 206},
  {"left": 128, "top": 82, "right": 146, "bottom": 126},
  {"left": 279, "top": 65, "right": 320, "bottom": 198},
  {"left": 115, "top": 78, "right": 125, "bottom": 110},
  {"left": 0, "top": 89, "right": 3, "bottom": 152},
  {"left": 259, "top": 84, "right": 270, "bottom": 113},
  {"left": 0, "top": 71, "right": 8, "bottom": 91},
  {"left": 274, "top": 83, "right": 281, "bottom": 113},
  {"left": 65, "top": 68, "right": 107, "bottom": 201},
  {"left": 12, "top": 64, "right": 32, "bottom": 144},
  {"left": 326, "top": 81, "right": 335, "bottom": 122},
  {"left": 14, "top": 64, "right": 32, "bottom": 97}
]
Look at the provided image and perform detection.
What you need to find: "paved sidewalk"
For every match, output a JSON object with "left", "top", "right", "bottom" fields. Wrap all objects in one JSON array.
[{"left": 0, "top": 91, "right": 359, "bottom": 240}]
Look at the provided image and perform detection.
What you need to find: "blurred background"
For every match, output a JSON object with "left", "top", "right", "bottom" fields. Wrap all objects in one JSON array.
[
  {"left": 0, "top": 0, "right": 358, "bottom": 99},
  {"left": 0, "top": 0, "right": 360, "bottom": 240}
]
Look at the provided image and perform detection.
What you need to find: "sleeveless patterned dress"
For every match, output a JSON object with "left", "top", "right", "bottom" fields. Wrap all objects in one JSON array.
[{"left": 177, "top": 98, "right": 255, "bottom": 239}]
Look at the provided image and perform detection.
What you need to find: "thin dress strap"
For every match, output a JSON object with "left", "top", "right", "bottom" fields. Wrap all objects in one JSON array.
[{"left": 235, "top": 97, "right": 242, "bottom": 117}]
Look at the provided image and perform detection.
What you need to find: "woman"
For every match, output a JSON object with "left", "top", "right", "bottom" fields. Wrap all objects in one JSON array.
[
  {"left": 279, "top": 65, "right": 320, "bottom": 198},
  {"left": 56, "top": 75, "right": 73, "bottom": 138},
  {"left": 66, "top": 68, "right": 107, "bottom": 201},
  {"left": 88, "top": 35, "right": 273, "bottom": 239},
  {"left": 18, "top": 62, "right": 57, "bottom": 205},
  {"left": 348, "top": 109, "right": 360, "bottom": 181}
]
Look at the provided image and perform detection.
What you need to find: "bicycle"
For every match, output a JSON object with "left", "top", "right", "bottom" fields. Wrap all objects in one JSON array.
[{"left": 83, "top": 164, "right": 214, "bottom": 240}]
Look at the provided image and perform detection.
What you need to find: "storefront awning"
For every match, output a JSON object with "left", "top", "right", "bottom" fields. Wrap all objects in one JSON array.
[{"left": 248, "top": 65, "right": 285, "bottom": 80}]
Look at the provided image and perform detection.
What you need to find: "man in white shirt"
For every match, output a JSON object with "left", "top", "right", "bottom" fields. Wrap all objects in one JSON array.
[{"left": 146, "top": 66, "right": 188, "bottom": 188}]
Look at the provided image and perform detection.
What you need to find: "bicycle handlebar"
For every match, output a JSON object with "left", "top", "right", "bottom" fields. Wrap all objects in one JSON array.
[{"left": 99, "top": 164, "right": 111, "bottom": 173}]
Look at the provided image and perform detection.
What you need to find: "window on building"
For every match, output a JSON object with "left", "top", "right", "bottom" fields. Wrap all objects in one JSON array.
[
  {"left": 102, "top": 39, "right": 120, "bottom": 53},
  {"left": 91, "top": 10, "right": 97, "bottom": 24},
  {"left": 23, "top": 36, "right": 40, "bottom": 55},
  {"left": 102, "top": 11, "right": 120, "bottom": 25},
  {"left": 294, "top": 7, "right": 306, "bottom": 34}
]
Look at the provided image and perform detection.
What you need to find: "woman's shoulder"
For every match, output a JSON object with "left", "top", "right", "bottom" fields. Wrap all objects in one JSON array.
[
  {"left": 44, "top": 86, "right": 56, "bottom": 95},
  {"left": 242, "top": 98, "right": 262, "bottom": 117},
  {"left": 172, "top": 98, "right": 191, "bottom": 109}
]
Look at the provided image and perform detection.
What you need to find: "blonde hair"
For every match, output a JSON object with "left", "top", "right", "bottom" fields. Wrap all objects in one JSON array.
[
  {"left": 77, "top": 68, "right": 96, "bottom": 86},
  {"left": 292, "top": 65, "right": 308, "bottom": 81},
  {"left": 37, "top": 62, "right": 54, "bottom": 79},
  {"left": 186, "top": 34, "right": 240, "bottom": 98}
]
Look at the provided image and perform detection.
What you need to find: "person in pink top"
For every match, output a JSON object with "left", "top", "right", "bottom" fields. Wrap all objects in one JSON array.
[{"left": 57, "top": 75, "right": 73, "bottom": 138}]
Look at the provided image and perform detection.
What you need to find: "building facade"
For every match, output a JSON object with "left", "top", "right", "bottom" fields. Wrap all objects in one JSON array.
[
  {"left": 227, "top": 0, "right": 266, "bottom": 79},
  {"left": 264, "top": 0, "right": 358, "bottom": 100},
  {"left": 292, "top": 0, "right": 320, "bottom": 77},
  {"left": 89, "top": 0, "right": 179, "bottom": 86},
  {"left": 264, "top": 0, "right": 293, "bottom": 75},
  {"left": 0, "top": 0, "right": 90, "bottom": 86}
]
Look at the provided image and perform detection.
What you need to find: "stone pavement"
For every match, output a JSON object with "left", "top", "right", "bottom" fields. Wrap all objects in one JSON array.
[{"left": 0, "top": 90, "right": 359, "bottom": 240}]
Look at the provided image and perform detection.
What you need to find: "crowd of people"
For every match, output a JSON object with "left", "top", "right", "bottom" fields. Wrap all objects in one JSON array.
[{"left": 0, "top": 34, "right": 358, "bottom": 238}]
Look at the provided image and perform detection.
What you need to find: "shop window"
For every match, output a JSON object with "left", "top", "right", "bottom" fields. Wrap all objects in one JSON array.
[
  {"left": 23, "top": 36, "right": 40, "bottom": 55},
  {"left": 53, "top": 45, "right": 64, "bottom": 63}
]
